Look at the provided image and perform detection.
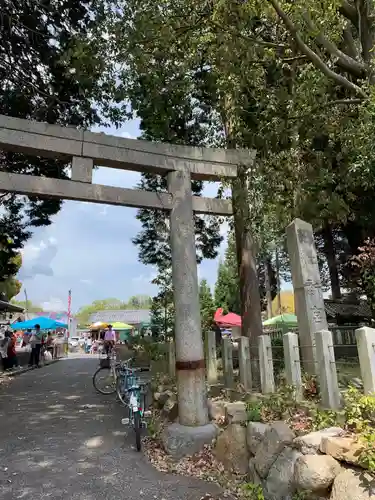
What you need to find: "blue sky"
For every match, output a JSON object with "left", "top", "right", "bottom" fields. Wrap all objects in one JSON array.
[{"left": 15, "top": 119, "right": 229, "bottom": 312}]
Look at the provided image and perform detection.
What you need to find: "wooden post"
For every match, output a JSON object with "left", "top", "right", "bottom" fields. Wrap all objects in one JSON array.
[
  {"left": 222, "top": 338, "right": 234, "bottom": 388},
  {"left": 206, "top": 330, "right": 218, "bottom": 384},
  {"left": 355, "top": 327, "right": 375, "bottom": 394},
  {"left": 258, "top": 335, "right": 275, "bottom": 393},
  {"left": 238, "top": 336, "right": 252, "bottom": 391},
  {"left": 315, "top": 330, "right": 340, "bottom": 409},
  {"left": 283, "top": 332, "right": 302, "bottom": 400}
]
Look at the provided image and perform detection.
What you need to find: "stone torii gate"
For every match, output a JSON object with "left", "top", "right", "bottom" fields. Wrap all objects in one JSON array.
[{"left": 0, "top": 114, "right": 253, "bottom": 448}]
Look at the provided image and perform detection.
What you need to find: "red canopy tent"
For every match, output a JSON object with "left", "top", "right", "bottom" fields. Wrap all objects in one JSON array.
[{"left": 214, "top": 308, "right": 242, "bottom": 327}]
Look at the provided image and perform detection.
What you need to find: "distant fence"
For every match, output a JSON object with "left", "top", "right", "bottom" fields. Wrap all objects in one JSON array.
[
  {"left": 268, "top": 325, "right": 360, "bottom": 360},
  {"left": 160, "top": 326, "right": 375, "bottom": 410}
]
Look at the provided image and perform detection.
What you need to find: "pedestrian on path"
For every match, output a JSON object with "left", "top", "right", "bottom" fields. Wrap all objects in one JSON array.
[
  {"left": 0, "top": 331, "right": 10, "bottom": 371},
  {"left": 29, "top": 324, "right": 43, "bottom": 368},
  {"left": 104, "top": 325, "right": 116, "bottom": 356},
  {"left": 7, "top": 330, "right": 19, "bottom": 370}
]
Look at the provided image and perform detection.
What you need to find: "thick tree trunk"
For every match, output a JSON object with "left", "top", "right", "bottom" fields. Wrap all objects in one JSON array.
[
  {"left": 275, "top": 247, "right": 282, "bottom": 314},
  {"left": 264, "top": 257, "right": 273, "bottom": 318},
  {"left": 232, "top": 165, "right": 263, "bottom": 373},
  {"left": 322, "top": 222, "right": 342, "bottom": 299}
]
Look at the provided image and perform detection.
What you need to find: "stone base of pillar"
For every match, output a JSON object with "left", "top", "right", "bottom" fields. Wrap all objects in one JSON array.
[{"left": 161, "top": 422, "right": 218, "bottom": 460}]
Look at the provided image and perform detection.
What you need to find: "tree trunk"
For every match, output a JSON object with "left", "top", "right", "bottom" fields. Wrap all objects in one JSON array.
[
  {"left": 264, "top": 257, "right": 273, "bottom": 318},
  {"left": 232, "top": 165, "right": 263, "bottom": 351},
  {"left": 322, "top": 222, "right": 342, "bottom": 299},
  {"left": 275, "top": 247, "right": 282, "bottom": 314}
]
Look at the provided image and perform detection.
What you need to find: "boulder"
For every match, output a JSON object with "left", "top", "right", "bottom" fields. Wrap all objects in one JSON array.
[
  {"left": 162, "top": 423, "right": 218, "bottom": 459},
  {"left": 208, "top": 399, "right": 226, "bottom": 422},
  {"left": 162, "top": 397, "right": 179, "bottom": 422},
  {"left": 254, "top": 422, "right": 295, "bottom": 478},
  {"left": 330, "top": 469, "right": 375, "bottom": 500},
  {"left": 247, "top": 422, "right": 270, "bottom": 455},
  {"left": 264, "top": 447, "right": 302, "bottom": 500},
  {"left": 294, "top": 427, "right": 344, "bottom": 455},
  {"left": 293, "top": 454, "right": 342, "bottom": 492},
  {"left": 320, "top": 436, "right": 364, "bottom": 467},
  {"left": 215, "top": 424, "right": 249, "bottom": 475},
  {"left": 225, "top": 401, "right": 247, "bottom": 424},
  {"left": 248, "top": 458, "right": 262, "bottom": 486},
  {"left": 154, "top": 389, "right": 174, "bottom": 408}
]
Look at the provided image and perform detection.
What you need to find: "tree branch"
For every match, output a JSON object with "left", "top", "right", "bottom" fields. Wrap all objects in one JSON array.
[
  {"left": 339, "top": 0, "right": 359, "bottom": 26},
  {"left": 303, "top": 12, "right": 366, "bottom": 77},
  {"left": 266, "top": 0, "right": 367, "bottom": 98},
  {"left": 288, "top": 98, "right": 364, "bottom": 120},
  {"left": 342, "top": 26, "right": 359, "bottom": 60},
  {"left": 209, "top": 20, "right": 287, "bottom": 48}
]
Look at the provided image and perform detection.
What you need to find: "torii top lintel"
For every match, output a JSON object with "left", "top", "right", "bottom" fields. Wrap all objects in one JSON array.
[{"left": 0, "top": 115, "right": 254, "bottom": 181}]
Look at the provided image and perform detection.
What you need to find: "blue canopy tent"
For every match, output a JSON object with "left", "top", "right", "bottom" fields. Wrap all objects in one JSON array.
[{"left": 11, "top": 316, "right": 68, "bottom": 331}]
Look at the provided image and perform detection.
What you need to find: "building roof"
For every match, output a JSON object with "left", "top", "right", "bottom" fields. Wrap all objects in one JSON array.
[
  {"left": 324, "top": 299, "right": 372, "bottom": 320},
  {"left": 0, "top": 300, "right": 24, "bottom": 313},
  {"left": 88, "top": 309, "right": 151, "bottom": 325}
]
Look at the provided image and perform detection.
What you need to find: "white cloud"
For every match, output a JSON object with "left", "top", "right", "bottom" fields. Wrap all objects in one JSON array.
[
  {"left": 120, "top": 130, "right": 136, "bottom": 139},
  {"left": 41, "top": 297, "right": 66, "bottom": 312},
  {"left": 80, "top": 279, "right": 93, "bottom": 285}
]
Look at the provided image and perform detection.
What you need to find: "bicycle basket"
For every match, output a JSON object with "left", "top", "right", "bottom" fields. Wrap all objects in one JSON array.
[{"left": 100, "top": 358, "right": 110, "bottom": 369}]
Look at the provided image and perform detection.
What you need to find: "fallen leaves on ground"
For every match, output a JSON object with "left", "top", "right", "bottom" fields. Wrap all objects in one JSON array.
[{"left": 143, "top": 438, "right": 245, "bottom": 499}]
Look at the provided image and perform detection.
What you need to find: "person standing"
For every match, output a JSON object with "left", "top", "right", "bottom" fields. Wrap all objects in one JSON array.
[
  {"left": 104, "top": 325, "right": 116, "bottom": 356},
  {"left": 7, "top": 330, "right": 18, "bottom": 369},
  {"left": 29, "top": 324, "right": 43, "bottom": 368},
  {"left": 0, "top": 331, "right": 10, "bottom": 371}
]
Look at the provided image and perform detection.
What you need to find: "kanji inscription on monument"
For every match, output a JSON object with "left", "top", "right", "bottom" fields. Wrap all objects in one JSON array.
[{"left": 286, "top": 219, "right": 328, "bottom": 374}]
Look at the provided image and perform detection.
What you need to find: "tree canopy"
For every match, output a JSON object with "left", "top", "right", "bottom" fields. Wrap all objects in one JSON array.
[
  {"left": 76, "top": 296, "right": 152, "bottom": 326},
  {"left": 0, "top": 0, "right": 116, "bottom": 279}
]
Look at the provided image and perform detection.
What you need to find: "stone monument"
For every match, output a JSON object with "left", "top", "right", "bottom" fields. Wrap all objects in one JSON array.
[{"left": 286, "top": 218, "right": 328, "bottom": 374}]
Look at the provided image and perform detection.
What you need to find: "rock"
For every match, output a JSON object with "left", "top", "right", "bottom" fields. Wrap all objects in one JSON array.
[
  {"left": 320, "top": 436, "right": 364, "bottom": 467},
  {"left": 254, "top": 421, "right": 295, "bottom": 478},
  {"left": 294, "top": 427, "right": 344, "bottom": 455},
  {"left": 330, "top": 469, "right": 375, "bottom": 500},
  {"left": 162, "top": 398, "right": 178, "bottom": 422},
  {"left": 208, "top": 399, "right": 226, "bottom": 422},
  {"left": 351, "top": 378, "right": 363, "bottom": 390},
  {"left": 154, "top": 390, "right": 174, "bottom": 408},
  {"left": 264, "top": 447, "right": 302, "bottom": 500},
  {"left": 162, "top": 423, "right": 218, "bottom": 460},
  {"left": 248, "top": 458, "right": 262, "bottom": 486},
  {"left": 294, "top": 454, "right": 342, "bottom": 491},
  {"left": 215, "top": 424, "right": 249, "bottom": 475},
  {"left": 247, "top": 422, "right": 270, "bottom": 455},
  {"left": 225, "top": 402, "right": 247, "bottom": 424}
]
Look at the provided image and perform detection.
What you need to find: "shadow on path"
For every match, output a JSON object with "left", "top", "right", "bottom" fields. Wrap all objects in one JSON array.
[{"left": 0, "top": 357, "right": 222, "bottom": 500}]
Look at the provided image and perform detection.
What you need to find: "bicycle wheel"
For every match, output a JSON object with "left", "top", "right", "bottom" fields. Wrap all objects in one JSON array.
[
  {"left": 116, "top": 374, "right": 129, "bottom": 406},
  {"left": 92, "top": 367, "right": 116, "bottom": 395},
  {"left": 134, "top": 410, "right": 141, "bottom": 451}
]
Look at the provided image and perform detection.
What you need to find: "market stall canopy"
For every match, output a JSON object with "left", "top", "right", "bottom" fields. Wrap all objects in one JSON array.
[
  {"left": 11, "top": 316, "right": 68, "bottom": 330},
  {"left": 89, "top": 321, "right": 108, "bottom": 330},
  {"left": 262, "top": 313, "right": 298, "bottom": 328},
  {"left": 111, "top": 322, "right": 133, "bottom": 330},
  {"left": 214, "top": 307, "right": 242, "bottom": 327}
]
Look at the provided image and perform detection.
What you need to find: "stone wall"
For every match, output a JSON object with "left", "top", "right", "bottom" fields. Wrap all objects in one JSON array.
[{"left": 212, "top": 401, "right": 374, "bottom": 500}]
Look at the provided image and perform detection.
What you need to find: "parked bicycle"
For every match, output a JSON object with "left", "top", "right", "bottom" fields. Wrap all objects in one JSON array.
[
  {"left": 117, "top": 359, "right": 151, "bottom": 451},
  {"left": 92, "top": 347, "right": 118, "bottom": 395}
]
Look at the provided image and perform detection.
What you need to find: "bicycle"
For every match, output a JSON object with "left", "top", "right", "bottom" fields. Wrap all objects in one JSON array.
[
  {"left": 118, "top": 361, "right": 151, "bottom": 451},
  {"left": 92, "top": 348, "right": 118, "bottom": 395}
]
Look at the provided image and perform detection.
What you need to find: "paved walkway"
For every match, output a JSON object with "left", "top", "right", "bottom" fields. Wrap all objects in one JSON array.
[{"left": 0, "top": 356, "right": 222, "bottom": 500}]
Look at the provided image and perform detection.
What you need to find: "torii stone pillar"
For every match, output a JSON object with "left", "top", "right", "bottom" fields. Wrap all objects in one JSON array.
[{"left": 167, "top": 170, "right": 208, "bottom": 426}]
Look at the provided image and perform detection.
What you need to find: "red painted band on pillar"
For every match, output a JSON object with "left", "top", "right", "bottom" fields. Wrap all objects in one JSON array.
[{"left": 175, "top": 359, "right": 205, "bottom": 370}]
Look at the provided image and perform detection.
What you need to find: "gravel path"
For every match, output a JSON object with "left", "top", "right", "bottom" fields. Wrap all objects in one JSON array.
[{"left": 0, "top": 356, "right": 222, "bottom": 500}]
